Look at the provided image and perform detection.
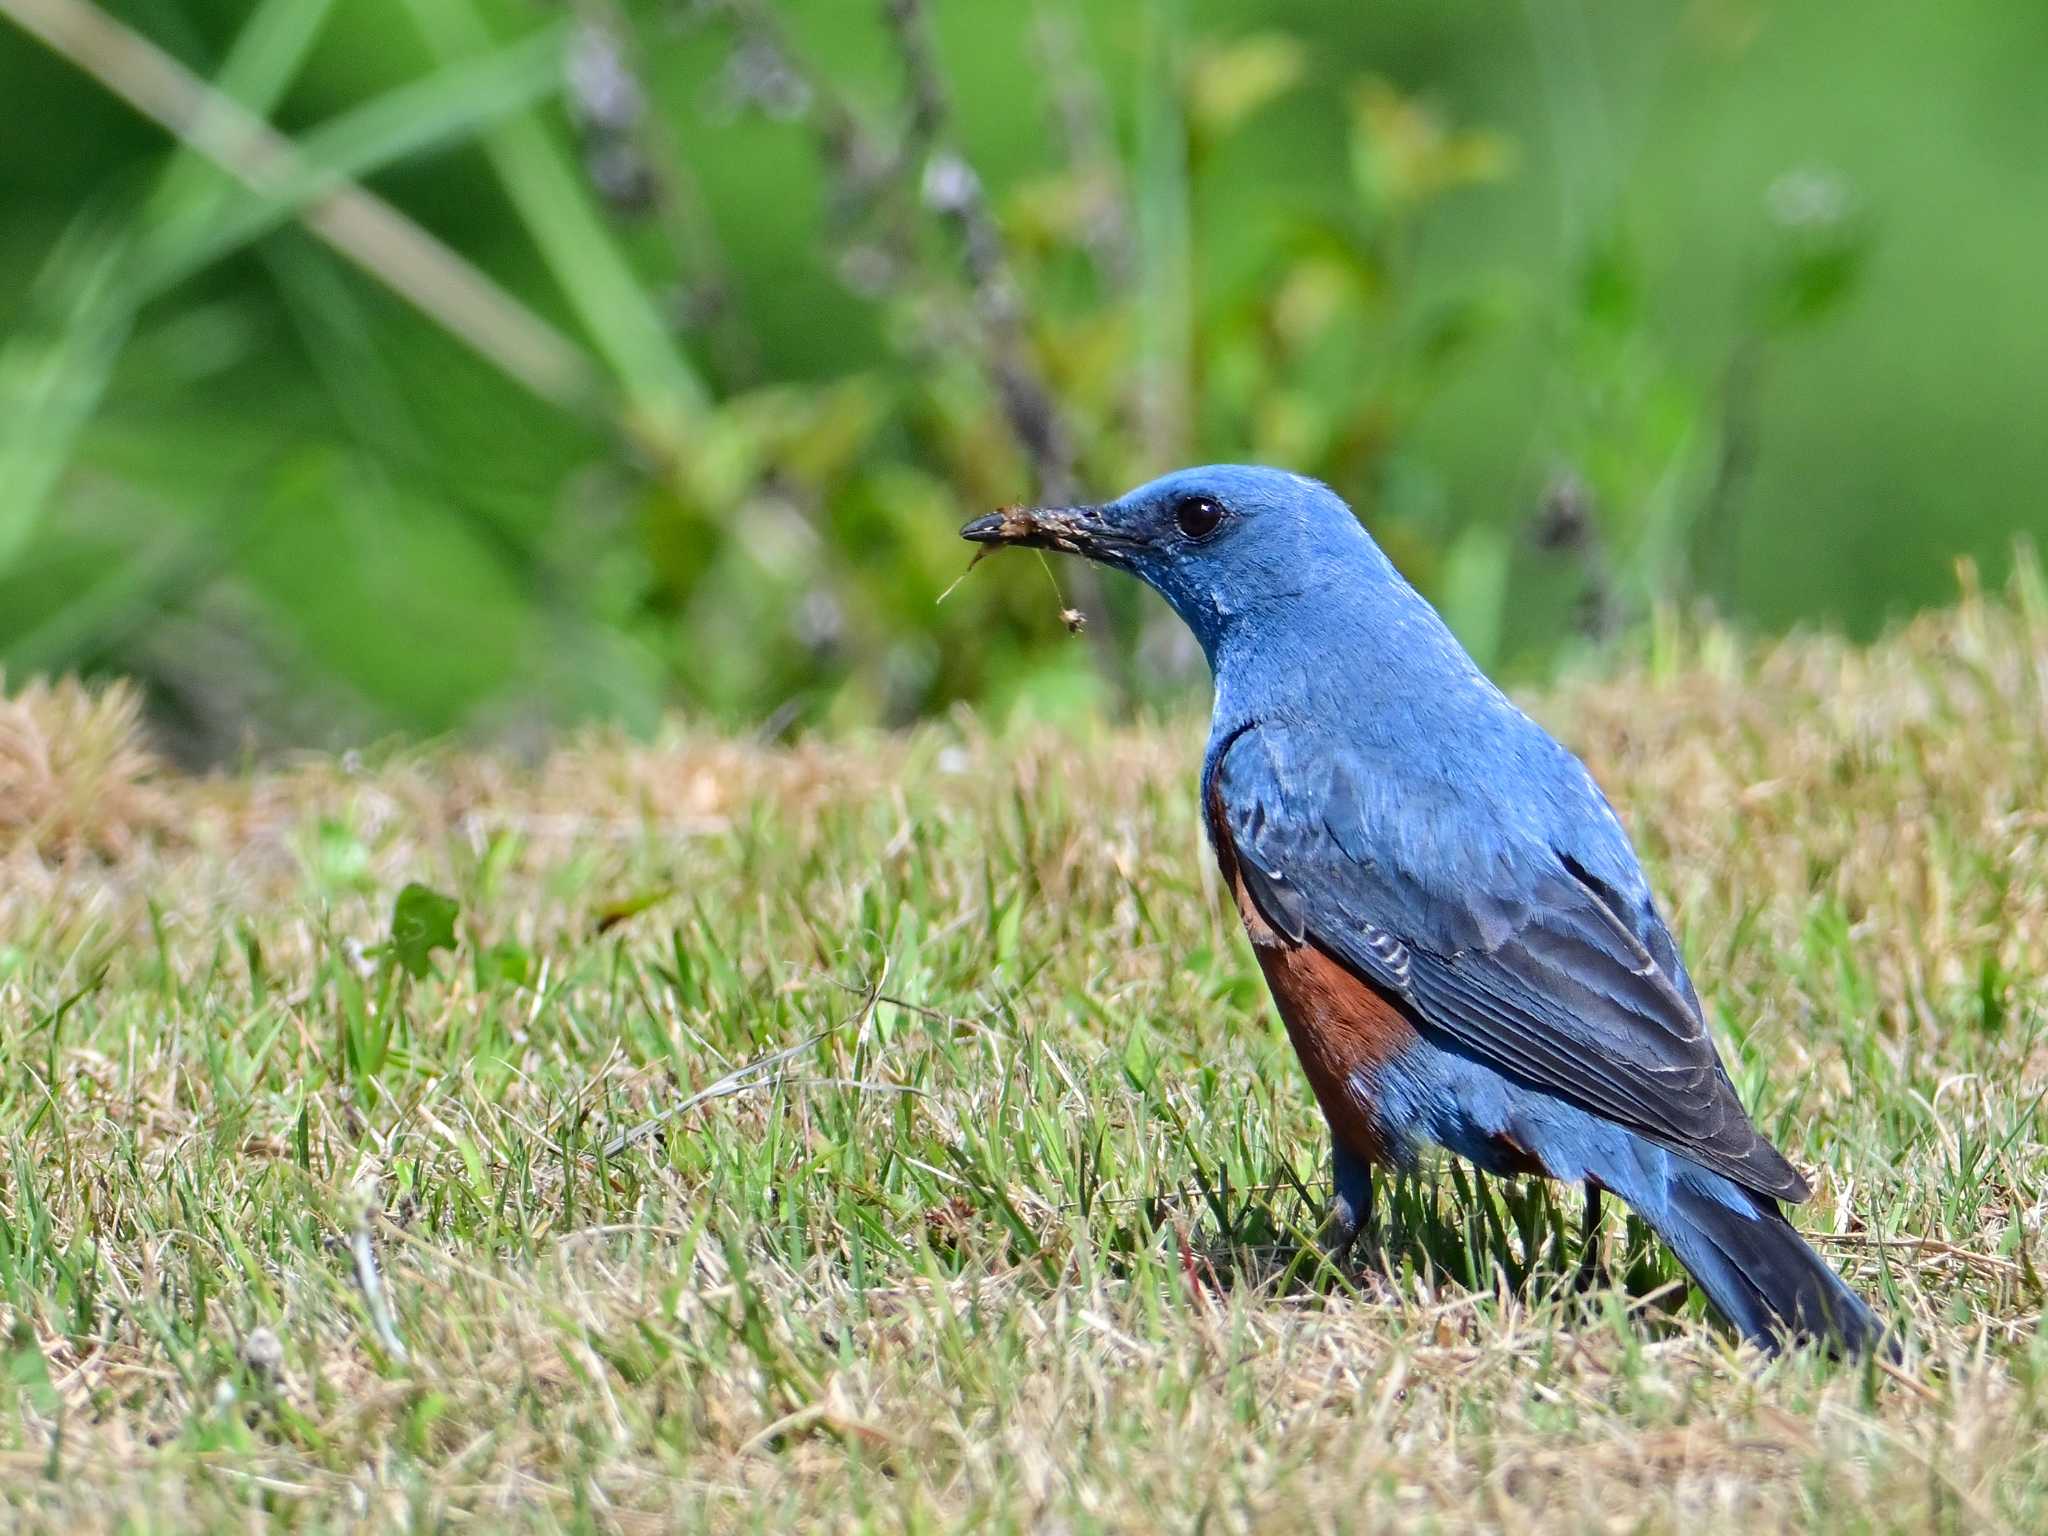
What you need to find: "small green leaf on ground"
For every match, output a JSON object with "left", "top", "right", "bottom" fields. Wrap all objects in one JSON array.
[
  {"left": 388, "top": 882, "right": 460, "bottom": 978},
  {"left": 596, "top": 886, "right": 676, "bottom": 934},
  {"left": 5, "top": 1323, "right": 61, "bottom": 1418},
  {"left": 478, "top": 940, "right": 535, "bottom": 988}
]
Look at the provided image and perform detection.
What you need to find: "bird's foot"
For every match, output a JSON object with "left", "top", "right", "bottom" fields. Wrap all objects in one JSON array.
[
  {"left": 1314, "top": 1225, "right": 1361, "bottom": 1280},
  {"left": 1309, "top": 1186, "right": 1397, "bottom": 1297},
  {"left": 1321, "top": 1237, "right": 1401, "bottom": 1304},
  {"left": 1318, "top": 1190, "right": 1364, "bottom": 1269},
  {"left": 1308, "top": 1141, "right": 1393, "bottom": 1293}
]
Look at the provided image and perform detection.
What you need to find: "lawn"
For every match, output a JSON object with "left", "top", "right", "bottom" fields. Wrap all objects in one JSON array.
[{"left": 3, "top": 578, "right": 2045, "bottom": 1532}]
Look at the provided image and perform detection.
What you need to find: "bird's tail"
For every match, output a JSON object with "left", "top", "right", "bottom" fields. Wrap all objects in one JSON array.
[{"left": 1642, "top": 1177, "right": 1892, "bottom": 1358}]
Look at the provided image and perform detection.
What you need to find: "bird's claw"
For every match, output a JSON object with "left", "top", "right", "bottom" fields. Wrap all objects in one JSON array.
[{"left": 1319, "top": 1191, "right": 1364, "bottom": 1268}]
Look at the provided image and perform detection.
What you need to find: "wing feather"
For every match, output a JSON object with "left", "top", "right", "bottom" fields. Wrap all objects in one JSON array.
[{"left": 1213, "top": 724, "right": 1808, "bottom": 1203}]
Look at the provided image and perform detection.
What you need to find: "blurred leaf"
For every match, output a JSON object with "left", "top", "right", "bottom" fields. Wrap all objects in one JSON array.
[
  {"left": 1269, "top": 255, "right": 1357, "bottom": 351},
  {"left": 4, "top": 1321, "right": 60, "bottom": 1419},
  {"left": 1762, "top": 173, "right": 1871, "bottom": 333},
  {"left": 596, "top": 887, "right": 676, "bottom": 935},
  {"left": 477, "top": 940, "right": 535, "bottom": 988},
  {"left": 779, "top": 381, "right": 888, "bottom": 489},
  {"left": 1577, "top": 235, "right": 1643, "bottom": 333},
  {"left": 243, "top": 450, "right": 531, "bottom": 725},
  {"left": 2, "top": 512, "right": 211, "bottom": 675},
  {"left": 0, "top": 234, "right": 131, "bottom": 574},
  {"left": 0, "top": 0, "right": 331, "bottom": 576},
  {"left": 1349, "top": 78, "right": 1513, "bottom": 217},
  {"left": 264, "top": 237, "right": 425, "bottom": 463},
  {"left": 388, "top": 883, "right": 460, "bottom": 979},
  {"left": 1769, "top": 238, "right": 1867, "bottom": 329},
  {"left": 993, "top": 894, "right": 1024, "bottom": 966},
  {"left": 139, "top": 0, "right": 338, "bottom": 229},
  {"left": 0, "top": 15, "right": 569, "bottom": 598},
  {"left": 1122, "top": 1027, "right": 1157, "bottom": 1091},
  {"left": 303, "top": 818, "right": 375, "bottom": 897},
  {"left": 135, "top": 27, "right": 573, "bottom": 297},
  {"left": 1186, "top": 32, "right": 1305, "bottom": 140},
  {"left": 1436, "top": 523, "right": 1511, "bottom": 669},
  {"left": 1005, "top": 171, "right": 1117, "bottom": 250},
  {"left": 1415, "top": 289, "right": 1511, "bottom": 372}
]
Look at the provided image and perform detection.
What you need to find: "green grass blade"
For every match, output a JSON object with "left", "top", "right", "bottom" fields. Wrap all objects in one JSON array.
[
  {"left": 132, "top": 26, "right": 572, "bottom": 299},
  {"left": 401, "top": 0, "right": 707, "bottom": 452},
  {"left": 0, "top": 20, "right": 574, "bottom": 588},
  {"left": 0, "top": 0, "right": 334, "bottom": 575},
  {"left": 0, "top": 236, "right": 130, "bottom": 574},
  {"left": 140, "top": 0, "right": 338, "bottom": 226}
]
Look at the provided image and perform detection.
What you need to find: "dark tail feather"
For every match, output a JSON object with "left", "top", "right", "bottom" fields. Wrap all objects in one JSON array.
[{"left": 1652, "top": 1182, "right": 1894, "bottom": 1359}]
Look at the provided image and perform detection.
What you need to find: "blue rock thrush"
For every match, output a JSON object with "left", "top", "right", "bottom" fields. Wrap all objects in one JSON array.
[{"left": 963, "top": 464, "right": 1888, "bottom": 1355}]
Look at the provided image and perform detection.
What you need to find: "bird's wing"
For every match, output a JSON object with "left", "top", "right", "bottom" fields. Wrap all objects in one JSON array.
[{"left": 1212, "top": 723, "right": 1809, "bottom": 1203}]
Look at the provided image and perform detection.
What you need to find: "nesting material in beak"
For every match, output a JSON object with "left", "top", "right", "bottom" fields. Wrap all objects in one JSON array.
[{"left": 958, "top": 505, "right": 1097, "bottom": 554}]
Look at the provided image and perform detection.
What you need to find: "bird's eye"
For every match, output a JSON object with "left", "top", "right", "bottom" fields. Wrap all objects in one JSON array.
[{"left": 1172, "top": 495, "right": 1225, "bottom": 540}]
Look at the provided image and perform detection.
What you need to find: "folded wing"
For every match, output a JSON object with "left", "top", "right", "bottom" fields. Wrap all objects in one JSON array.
[{"left": 1212, "top": 722, "right": 1809, "bottom": 1204}]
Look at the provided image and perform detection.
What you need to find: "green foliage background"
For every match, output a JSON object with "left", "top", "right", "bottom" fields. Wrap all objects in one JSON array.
[{"left": 3, "top": 0, "right": 2045, "bottom": 756}]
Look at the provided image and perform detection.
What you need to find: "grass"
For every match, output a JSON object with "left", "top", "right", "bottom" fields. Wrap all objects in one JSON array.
[{"left": 3, "top": 577, "right": 2047, "bottom": 1532}]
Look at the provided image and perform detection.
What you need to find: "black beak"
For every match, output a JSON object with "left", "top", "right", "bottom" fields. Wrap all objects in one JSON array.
[{"left": 959, "top": 505, "right": 1112, "bottom": 558}]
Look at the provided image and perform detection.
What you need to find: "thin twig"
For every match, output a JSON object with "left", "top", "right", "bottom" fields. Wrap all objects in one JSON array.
[
  {"left": 718, "top": 0, "right": 888, "bottom": 239},
  {"left": 1032, "top": 2, "right": 1134, "bottom": 291},
  {"left": 596, "top": 1035, "right": 820, "bottom": 1158},
  {"left": 350, "top": 1215, "right": 410, "bottom": 1364},
  {"left": 879, "top": 0, "right": 1077, "bottom": 506},
  {"left": 712, "top": 0, "right": 1091, "bottom": 518},
  {"left": 1815, "top": 1232, "right": 2018, "bottom": 1277},
  {"left": 566, "top": 2, "right": 758, "bottom": 384},
  {"left": 0, "top": 0, "right": 600, "bottom": 411},
  {"left": 1691, "top": 334, "right": 1764, "bottom": 603},
  {"left": 878, "top": 0, "right": 1128, "bottom": 683},
  {"left": 599, "top": 972, "right": 885, "bottom": 1157},
  {"left": 1530, "top": 470, "right": 1623, "bottom": 642}
]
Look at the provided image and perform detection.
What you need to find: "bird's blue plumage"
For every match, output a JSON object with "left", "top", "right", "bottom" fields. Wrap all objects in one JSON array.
[
  {"left": 1360, "top": 1034, "right": 1877, "bottom": 1349},
  {"left": 961, "top": 463, "right": 1889, "bottom": 1353}
]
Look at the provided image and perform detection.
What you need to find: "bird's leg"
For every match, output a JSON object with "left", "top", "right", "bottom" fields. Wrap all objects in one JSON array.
[
  {"left": 1573, "top": 1183, "right": 1606, "bottom": 1292},
  {"left": 1320, "top": 1138, "right": 1375, "bottom": 1270}
]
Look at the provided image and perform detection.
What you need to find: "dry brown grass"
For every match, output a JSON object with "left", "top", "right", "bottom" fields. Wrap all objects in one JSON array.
[{"left": 0, "top": 671, "right": 175, "bottom": 860}]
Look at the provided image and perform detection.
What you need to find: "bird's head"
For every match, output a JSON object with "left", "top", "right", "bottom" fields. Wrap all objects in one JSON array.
[{"left": 961, "top": 464, "right": 1381, "bottom": 661}]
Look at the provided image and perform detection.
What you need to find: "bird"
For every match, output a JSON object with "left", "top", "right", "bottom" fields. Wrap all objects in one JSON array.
[{"left": 961, "top": 464, "right": 1889, "bottom": 1355}]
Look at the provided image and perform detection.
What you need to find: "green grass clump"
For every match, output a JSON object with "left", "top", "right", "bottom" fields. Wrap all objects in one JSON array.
[{"left": 3, "top": 586, "right": 2046, "bottom": 1532}]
